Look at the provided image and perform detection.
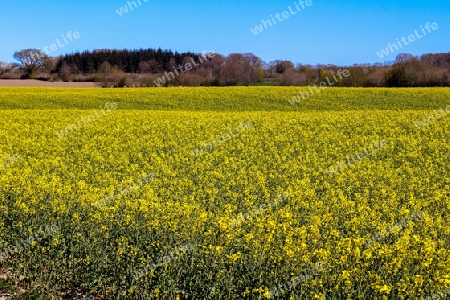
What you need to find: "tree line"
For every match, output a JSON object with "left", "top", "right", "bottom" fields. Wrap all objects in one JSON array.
[{"left": 1, "top": 48, "right": 449, "bottom": 87}]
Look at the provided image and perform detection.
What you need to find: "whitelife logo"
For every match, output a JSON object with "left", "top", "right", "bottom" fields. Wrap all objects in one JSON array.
[
  {"left": 56, "top": 102, "right": 118, "bottom": 139},
  {"left": 376, "top": 22, "right": 439, "bottom": 59},
  {"left": 116, "top": 0, "right": 150, "bottom": 16},
  {"left": 153, "top": 51, "right": 215, "bottom": 87},
  {"left": 325, "top": 140, "right": 389, "bottom": 176},
  {"left": 288, "top": 69, "right": 350, "bottom": 106},
  {"left": 31, "top": 31, "right": 81, "bottom": 60},
  {"left": 0, "top": 153, "right": 20, "bottom": 171},
  {"left": 250, "top": 0, "right": 313, "bottom": 35}
]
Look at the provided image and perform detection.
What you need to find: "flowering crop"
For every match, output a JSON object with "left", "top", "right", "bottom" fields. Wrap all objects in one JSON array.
[{"left": 0, "top": 87, "right": 450, "bottom": 299}]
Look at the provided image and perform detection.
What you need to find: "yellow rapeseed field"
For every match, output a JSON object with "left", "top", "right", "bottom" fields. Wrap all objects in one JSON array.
[{"left": 0, "top": 87, "right": 450, "bottom": 299}]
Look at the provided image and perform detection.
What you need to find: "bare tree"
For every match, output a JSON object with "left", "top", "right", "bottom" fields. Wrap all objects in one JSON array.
[
  {"left": 13, "top": 49, "right": 50, "bottom": 78},
  {"left": 98, "top": 61, "right": 112, "bottom": 87},
  {"left": 243, "top": 53, "right": 264, "bottom": 83},
  {"left": 139, "top": 59, "right": 161, "bottom": 74},
  {"left": 366, "top": 68, "right": 387, "bottom": 86},
  {"left": 219, "top": 54, "right": 259, "bottom": 85},
  {"left": 138, "top": 61, "right": 151, "bottom": 74},
  {"left": 0, "top": 62, "right": 11, "bottom": 75},
  {"left": 278, "top": 69, "right": 307, "bottom": 86},
  {"left": 60, "top": 62, "right": 72, "bottom": 82},
  {"left": 242, "top": 53, "right": 263, "bottom": 68},
  {"left": 395, "top": 53, "right": 415, "bottom": 63},
  {"left": 220, "top": 61, "right": 242, "bottom": 85}
]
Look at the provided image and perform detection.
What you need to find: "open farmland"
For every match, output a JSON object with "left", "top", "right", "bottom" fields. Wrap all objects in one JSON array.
[{"left": 1, "top": 87, "right": 450, "bottom": 299}]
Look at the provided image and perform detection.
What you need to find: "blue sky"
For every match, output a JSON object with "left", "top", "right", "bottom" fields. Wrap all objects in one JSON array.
[{"left": 0, "top": 0, "right": 448, "bottom": 66}]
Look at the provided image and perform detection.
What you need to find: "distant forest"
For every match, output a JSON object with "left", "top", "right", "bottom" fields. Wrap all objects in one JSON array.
[{"left": 1, "top": 48, "right": 450, "bottom": 87}]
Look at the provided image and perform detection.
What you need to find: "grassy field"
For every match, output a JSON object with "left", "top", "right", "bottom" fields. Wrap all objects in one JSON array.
[{"left": 1, "top": 87, "right": 450, "bottom": 299}]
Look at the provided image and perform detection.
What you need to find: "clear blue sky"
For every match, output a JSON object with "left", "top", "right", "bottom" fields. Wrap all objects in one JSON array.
[{"left": 0, "top": 0, "right": 448, "bottom": 66}]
